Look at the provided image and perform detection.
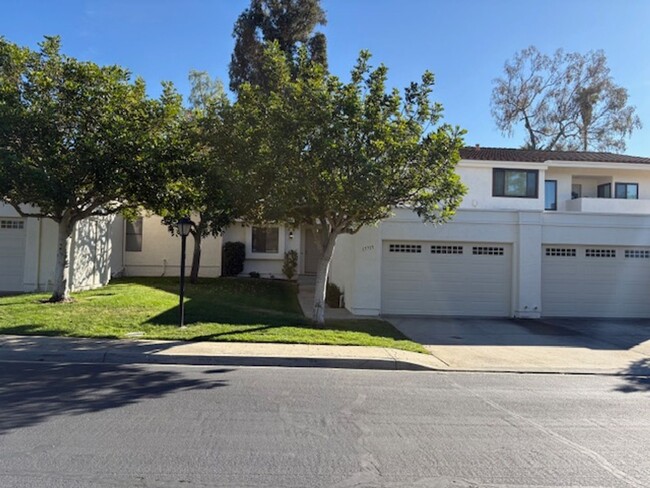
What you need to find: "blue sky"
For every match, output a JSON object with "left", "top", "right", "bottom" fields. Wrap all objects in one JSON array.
[{"left": 2, "top": 0, "right": 649, "bottom": 155}]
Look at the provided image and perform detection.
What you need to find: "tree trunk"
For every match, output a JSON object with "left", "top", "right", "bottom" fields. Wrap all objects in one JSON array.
[
  {"left": 50, "top": 215, "right": 75, "bottom": 302},
  {"left": 312, "top": 235, "right": 337, "bottom": 325},
  {"left": 190, "top": 231, "right": 202, "bottom": 284}
]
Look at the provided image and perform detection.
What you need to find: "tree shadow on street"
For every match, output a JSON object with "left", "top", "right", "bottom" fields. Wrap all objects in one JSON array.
[
  {"left": 0, "top": 362, "right": 231, "bottom": 435},
  {"left": 615, "top": 359, "right": 650, "bottom": 393}
]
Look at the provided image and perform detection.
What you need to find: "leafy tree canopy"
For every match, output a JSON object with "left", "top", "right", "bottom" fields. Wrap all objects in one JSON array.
[
  {"left": 223, "top": 43, "right": 466, "bottom": 322},
  {"left": 0, "top": 35, "right": 183, "bottom": 300},
  {"left": 229, "top": 0, "right": 327, "bottom": 92},
  {"left": 491, "top": 46, "right": 641, "bottom": 153}
]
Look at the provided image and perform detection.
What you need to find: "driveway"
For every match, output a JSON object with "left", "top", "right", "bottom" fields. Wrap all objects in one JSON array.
[{"left": 387, "top": 316, "right": 650, "bottom": 374}]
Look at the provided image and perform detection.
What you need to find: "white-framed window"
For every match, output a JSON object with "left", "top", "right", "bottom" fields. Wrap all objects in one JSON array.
[
  {"left": 389, "top": 244, "right": 422, "bottom": 253},
  {"left": 251, "top": 226, "right": 280, "bottom": 254}
]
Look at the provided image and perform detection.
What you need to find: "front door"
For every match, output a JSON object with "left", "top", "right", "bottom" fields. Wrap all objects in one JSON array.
[{"left": 303, "top": 228, "right": 322, "bottom": 275}]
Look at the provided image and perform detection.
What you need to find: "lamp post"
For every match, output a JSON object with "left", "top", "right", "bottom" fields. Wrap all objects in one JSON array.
[{"left": 177, "top": 217, "right": 193, "bottom": 328}]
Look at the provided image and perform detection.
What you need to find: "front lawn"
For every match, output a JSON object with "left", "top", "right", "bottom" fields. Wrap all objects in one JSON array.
[{"left": 0, "top": 277, "right": 427, "bottom": 354}]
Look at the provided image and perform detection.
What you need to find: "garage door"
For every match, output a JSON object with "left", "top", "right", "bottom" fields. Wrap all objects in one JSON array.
[
  {"left": 381, "top": 241, "right": 512, "bottom": 316},
  {"left": 542, "top": 246, "right": 650, "bottom": 317},
  {"left": 0, "top": 218, "right": 26, "bottom": 292}
]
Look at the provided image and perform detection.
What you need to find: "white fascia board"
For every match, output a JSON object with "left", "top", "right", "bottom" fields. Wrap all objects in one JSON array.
[
  {"left": 459, "top": 159, "right": 549, "bottom": 170},
  {"left": 543, "top": 160, "right": 650, "bottom": 171}
]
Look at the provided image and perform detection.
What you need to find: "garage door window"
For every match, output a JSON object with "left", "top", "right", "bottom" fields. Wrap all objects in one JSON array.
[
  {"left": 431, "top": 245, "right": 463, "bottom": 254},
  {"left": 625, "top": 250, "right": 650, "bottom": 259},
  {"left": 472, "top": 246, "right": 504, "bottom": 255},
  {"left": 0, "top": 220, "right": 24, "bottom": 229},
  {"left": 389, "top": 244, "right": 421, "bottom": 253},
  {"left": 585, "top": 249, "right": 616, "bottom": 258},
  {"left": 545, "top": 248, "right": 576, "bottom": 257}
]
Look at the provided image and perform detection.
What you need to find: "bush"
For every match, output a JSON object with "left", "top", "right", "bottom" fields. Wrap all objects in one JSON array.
[
  {"left": 282, "top": 250, "right": 298, "bottom": 280},
  {"left": 222, "top": 241, "right": 245, "bottom": 277},
  {"left": 326, "top": 282, "right": 343, "bottom": 308},
  {"left": 249, "top": 271, "right": 260, "bottom": 278}
]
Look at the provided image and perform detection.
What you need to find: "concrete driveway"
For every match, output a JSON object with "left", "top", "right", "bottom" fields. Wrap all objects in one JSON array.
[{"left": 387, "top": 316, "right": 650, "bottom": 374}]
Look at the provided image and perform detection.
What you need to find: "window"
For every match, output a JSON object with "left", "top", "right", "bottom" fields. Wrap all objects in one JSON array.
[
  {"left": 545, "top": 180, "right": 557, "bottom": 210},
  {"left": 571, "top": 184, "right": 582, "bottom": 200},
  {"left": 625, "top": 250, "right": 650, "bottom": 259},
  {"left": 252, "top": 226, "right": 279, "bottom": 253},
  {"left": 472, "top": 246, "right": 504, "bottom": 255},
  {"left": 125, "top": 217, "right": 143, "bottom": 252},
  {"left": 597, "top": 183, "right": 611, "bottom": 198},
  {"left": 389, "top": 244, "right": 421, "bottom": 253},
  {"left": 545, "top": 248, "right": 576, "bottom": 257},
  {"left": 0, "top": 219, "right": 24, "bottom": 229},
  {"left": 585, "top": 249, "right": 616, "bottom": 258},
  {"left": 431, "top": 245, "right": 463, "bottom": 254},
  {"left": 615, "top": 182, "right": 638, "bottom": 199},
  {"left": 493, "top": 169, "right": 538, "bottom": 198}
]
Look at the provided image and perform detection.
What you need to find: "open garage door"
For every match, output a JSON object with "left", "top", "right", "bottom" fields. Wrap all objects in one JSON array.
[{"left": 381, "top": 241, "right": 512, "bottom": 316}]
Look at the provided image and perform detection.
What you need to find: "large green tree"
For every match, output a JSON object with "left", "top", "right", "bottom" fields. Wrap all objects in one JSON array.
[
  {"left": 154, "top": 70, "right": 233, "bottom": 283},
  {"left": 491, "top": 46, "right": 641, "bottom": 152},
  {"left": 0, "top": 36, "right": 183, "bottom": 301},
  {"left": 229, "top": 0, "right": 327, "bottom": 92},
  {"left": 223, "top": 44, "right": 466, "bottom": 323}
]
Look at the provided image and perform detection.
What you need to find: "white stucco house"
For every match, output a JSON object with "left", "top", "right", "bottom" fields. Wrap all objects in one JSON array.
[{"left": 4, "top": 146, "right": 650, "bottom": 319}]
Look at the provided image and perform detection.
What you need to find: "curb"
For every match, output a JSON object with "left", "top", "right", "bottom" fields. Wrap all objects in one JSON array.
[{"left": 0, "top": 349, "right": 434, "bottom": 371}]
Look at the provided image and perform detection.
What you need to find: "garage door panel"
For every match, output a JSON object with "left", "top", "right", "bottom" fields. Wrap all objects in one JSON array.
[
  {"left": 542, "top": 245, "right": 650, "bottom": 317},
  {"left": 382, "top": 241, "right": 512, "bottom": 316},
  {"left": 0, "top": 219, "right": 26, "bottom": 291}
]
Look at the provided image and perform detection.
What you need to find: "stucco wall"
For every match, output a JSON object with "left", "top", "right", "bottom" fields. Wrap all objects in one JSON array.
[{"left": 122, "top": 215, "right": 222, "bottom": 278}]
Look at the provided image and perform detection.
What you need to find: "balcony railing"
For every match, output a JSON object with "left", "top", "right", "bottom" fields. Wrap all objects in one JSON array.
[{"left": 565, "top": 197, "right": 650, "bottom": 214}]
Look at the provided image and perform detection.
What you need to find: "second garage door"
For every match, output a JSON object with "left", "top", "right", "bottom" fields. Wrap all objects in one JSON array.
[
  {"left": 381, "top": 241, "right": 512, "bottom": 316},
  {"left": 542, "top": 245, "right": 650, "bottom": 317}
]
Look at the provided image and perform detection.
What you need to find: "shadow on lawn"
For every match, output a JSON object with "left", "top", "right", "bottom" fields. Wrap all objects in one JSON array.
[{"left": 0, "top": 361, "right": 231, "bottom": 434}]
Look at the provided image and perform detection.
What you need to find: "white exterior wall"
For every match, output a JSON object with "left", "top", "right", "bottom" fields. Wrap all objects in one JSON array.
[
  {"left": 0, "top": 203, "right": 116, "bottom": 292},
  {"left": 338, "top": 207, "right": 650, "bottom": 318},
  {"left": 122, "top": 215, "right": 222, "bottom": 278}
]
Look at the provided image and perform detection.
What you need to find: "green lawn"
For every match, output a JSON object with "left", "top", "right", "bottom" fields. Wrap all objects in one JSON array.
[{"left": 0, "top": 277, "right": 427, "bottom": 354}]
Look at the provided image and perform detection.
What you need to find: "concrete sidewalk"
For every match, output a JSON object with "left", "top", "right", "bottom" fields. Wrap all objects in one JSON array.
[{"left": 0, "top": 335, "right": 445, "bottom": 371}]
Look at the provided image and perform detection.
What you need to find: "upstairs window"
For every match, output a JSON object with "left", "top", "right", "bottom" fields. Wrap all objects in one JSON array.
[
  {"left": 252, "top": 226, "right": 279, "bottom": 253},
  {"left": 597, "top": 183, "right": 611, "bottom": 198},
  {"left": 615, "top": 182, "right": 638, "bottom": 199},
  {"left": 493, "top": 169, "right": 538, "bottom": 198},
  {"left": 544, "top": 180, "right": 557, "bottom": 210}
]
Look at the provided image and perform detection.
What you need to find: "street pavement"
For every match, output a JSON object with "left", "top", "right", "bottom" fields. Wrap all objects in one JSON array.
[{"left": 0, "top": 361, "right": 648, "bottom": 487}]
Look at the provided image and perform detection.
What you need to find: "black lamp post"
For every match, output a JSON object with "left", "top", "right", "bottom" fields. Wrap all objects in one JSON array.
[{"left": 177, "top": 217, "right": 193, "bottom": 328}]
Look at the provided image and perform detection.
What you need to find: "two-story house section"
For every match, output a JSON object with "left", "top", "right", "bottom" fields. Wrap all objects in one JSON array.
[{"left": 328, "top": 147, "right": 650, "bottom": 319}]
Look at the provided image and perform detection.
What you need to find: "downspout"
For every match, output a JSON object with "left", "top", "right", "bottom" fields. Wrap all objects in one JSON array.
[{"left": 36, "top": 218, "right": 43, "bottom": 291}]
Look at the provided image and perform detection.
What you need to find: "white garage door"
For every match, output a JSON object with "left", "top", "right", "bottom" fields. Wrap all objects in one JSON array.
[
  {"left": 381, "top": 241, "right": 512, "bottom": 316},
  {"left": 0, "top": 218, "right": 26, "bottom": 292},
  {"left": 542, "top": 246, "right": 650, "bottom": 317}
]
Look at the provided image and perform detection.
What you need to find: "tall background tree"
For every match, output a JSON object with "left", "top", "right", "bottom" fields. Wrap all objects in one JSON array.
[
  {"left": 154, "top": 70, "right": 233, "bottom": 283},
  {"left": 0, "top": 36, "right": 183, "bottom": 301},
  {"left": 223, "top": 45, "right": 466, "bottom": 324},
  {"left": 491, "top": 46, "right": 641, "bottom": 152},
  {"left": 229, "top": 0, "right": 327, "bottom": 92}
]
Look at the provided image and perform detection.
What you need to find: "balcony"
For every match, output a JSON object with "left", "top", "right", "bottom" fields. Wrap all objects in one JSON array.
[{"left": 565, "top": 197, "right": 650, "bottom": 214}]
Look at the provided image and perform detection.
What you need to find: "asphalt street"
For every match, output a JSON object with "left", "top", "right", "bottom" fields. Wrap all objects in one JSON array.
[{"left": 0, "top": 361, "right": 648, "bottom": 487}]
